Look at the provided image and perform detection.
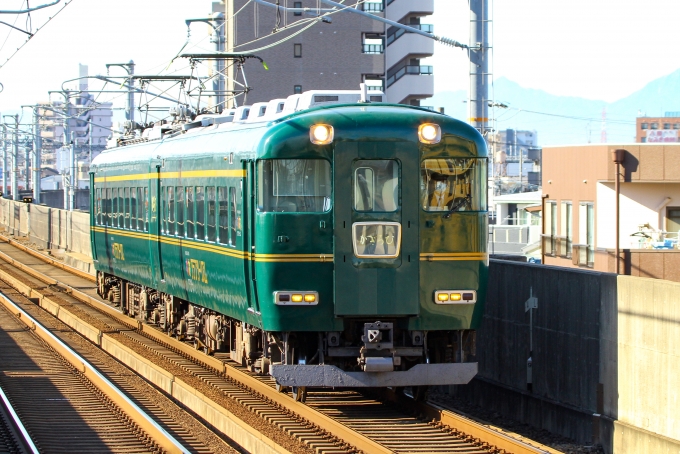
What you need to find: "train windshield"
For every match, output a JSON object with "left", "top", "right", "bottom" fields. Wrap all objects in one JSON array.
[
  {"left": 421, "top": 158, "right": 487, "bottom": 212},
  {"left": 257, "top": 159, "right": 331, "bottom": 212}
]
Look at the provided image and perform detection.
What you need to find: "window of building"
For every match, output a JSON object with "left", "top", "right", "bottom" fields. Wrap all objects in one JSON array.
[
  {"left": 674, "top": 123, "right": 680, "bottom": 130},
  {"left": 667, "top": 207, "right": 680, "bottom": 234},
  {"left": 560, "top": 201, "right": 572, "bottom": 258},
  {"left": 641, "top": 137, "right": 647, "bottom": 143},
  {"left": 641, "top": 123, "right": 648, "bottom": 129},
  {"left": 651, "top": 123, "right": 659, "bottom": 130},
  {"left": 294, "top": 43, "right": 302, "bottom": 58},
  {"left": 294, "top": 85, "right": 302, "bottom": 94},
  {"left": 664, "top": 123, "right": 671, "bottom": 130},
  {"left": 578, "top": 202, "right": 594, "bottom": 267},
  {"left": 543, "top": 201, "right": 557, "bottom": 256},
  {"left": 293, "top": 1, "right": 302, "bottom": 16}
]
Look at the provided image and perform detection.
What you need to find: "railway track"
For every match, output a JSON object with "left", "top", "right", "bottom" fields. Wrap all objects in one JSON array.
[
  {"left": 0, "top": 232, "right": 558, "bottom": 454},
  {"left": 0, "top": 381, "right": 38, "bottom": 454},
  {"left": 0, "top": 288, "right": 186, "bottom": 453}
]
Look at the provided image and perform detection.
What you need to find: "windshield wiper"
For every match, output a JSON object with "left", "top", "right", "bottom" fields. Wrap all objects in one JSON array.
[{"left": 443, "top": 194, "right": 471, "bottom": 219}]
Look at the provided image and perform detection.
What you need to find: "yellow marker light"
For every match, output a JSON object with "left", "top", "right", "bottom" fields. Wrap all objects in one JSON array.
[
  {"left": 418, "top": 123, "right": 441, "bottom": 144},
  {"left": 304, "top": 294, "right": 316, "bottom": 303},
  {"left": 450, "top": 293, "right": 462, "bottom": 301},
  {"left": 437, "top": 293, "right": 450, "bottom": 302},
  {"left": 291, "top": 294, "right": 303, "bottom": 303},
  {"left": 310, "top": 124, "right": 334, "bottom": 145}
]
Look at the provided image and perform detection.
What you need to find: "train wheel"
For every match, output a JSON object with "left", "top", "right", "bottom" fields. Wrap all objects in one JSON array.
[
  {"left": 292, "top": 386, "right": 307, "bottom": 402},
  {"left": 412, "top": 385, "right": 429, "bottom": 402}
]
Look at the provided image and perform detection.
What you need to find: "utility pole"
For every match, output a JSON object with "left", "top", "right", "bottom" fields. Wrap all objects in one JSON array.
[
  {"left": 469, "top": 0, "right": 490, "bottom": 137},
  {"left": 106, "top": 61, "right": 135, "bottom": 123}
]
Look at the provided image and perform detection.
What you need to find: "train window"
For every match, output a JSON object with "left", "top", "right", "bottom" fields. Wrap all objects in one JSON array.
[
  {"left": 421, "top": 158, "right": 488, "bottom": 212},
  {"left": 186, "top": 187, "right": 195, "bottom": 238},
  {"left": 124, "top": 188, "right": 130, "bottom": 229},
  {"left": 196, "top": 186, "right": 205, "bottom": 241},
  {"left": 137, "top": 188, "right": 144, "bottom": 231},
  {"left": 167, "top": 186, "right": 175, "bottom": 235},
  {"left": 104, "top": 188, "right": 111, "bottom": 226},
  {"left": 229, "top": 187, "right": 237, "bottom": 245},
  {"left": 112, "top": 188, "right": 119, "bottom": 227},
  {"left": 95, "top": 189, "right": 102, "bottom": 225},
  {"left": 144, "top": 187, "right": 149, "bottom": 232},
  {"left": 353, "top": 160, "right": 399, "bottom": 212},
  {"left": 130, "top": 187, "right": 137, "bottom": 230},
  {"left": 176, "top": 186, "right": 185, "bottom": 237},
  {"left": 218, "top": 186, "right": 228, "bottom": 244},
  {"left": 257, "top": 159, "right": 331, "bottom": 212},
  {"left": 207, "top": 187, "right": 216, "bottom": 242}
]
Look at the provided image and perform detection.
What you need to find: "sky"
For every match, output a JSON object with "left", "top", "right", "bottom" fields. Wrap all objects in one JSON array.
[{"left": 0, "top": 0, "right": 678, "bottom": 120}]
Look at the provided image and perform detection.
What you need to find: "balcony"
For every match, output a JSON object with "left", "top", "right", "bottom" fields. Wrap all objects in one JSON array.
[
  {"left": 362, "top": 43, "right": 384, "bottom": 54},
  {"left": 385, "top": 32, "right": 434, "bottom": 69},
  {"left": 386, "top": 24, "right": 433, "bottom": 46},
  {"left": 572, "top": 244, "right": 594, "bottom": 267},
  {"left": 385, "top": 0, "right": 434, "bottom": 23},
  {"left": 386, "top": 65, "right": 432, "bottom": 88},
  {"left": 385, "top": 68, "right": 433, "bottom": 104}
]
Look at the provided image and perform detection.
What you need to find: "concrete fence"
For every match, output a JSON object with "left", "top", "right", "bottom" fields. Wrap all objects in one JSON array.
[
  {"left": 459, "top": 260, "right": 680, "bottom": 454},
  {"left": 0, "top": 199, "right": 93, "bottom": 273}
]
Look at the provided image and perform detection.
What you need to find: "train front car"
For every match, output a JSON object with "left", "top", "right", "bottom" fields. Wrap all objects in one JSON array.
[{"left": 259, "top": 104, "right": 488, "bottom": 397}]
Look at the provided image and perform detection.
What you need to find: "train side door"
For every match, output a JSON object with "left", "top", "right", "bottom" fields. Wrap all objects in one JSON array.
[
  {"left": 333, "top": 141, "right": 420, "bottom": 316},
  {"left": 242, "top": 160, "right": 259, "bottom": 313}
]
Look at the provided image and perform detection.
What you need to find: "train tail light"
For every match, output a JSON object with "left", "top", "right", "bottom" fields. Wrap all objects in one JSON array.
[{"left": 434, "top": 290, "right": 477, "bottom": 304}]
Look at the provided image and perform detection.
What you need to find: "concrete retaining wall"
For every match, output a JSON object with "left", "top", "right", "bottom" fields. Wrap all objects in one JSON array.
[{"left": 460, "top": 260, "right": 680, "bottom": 454}]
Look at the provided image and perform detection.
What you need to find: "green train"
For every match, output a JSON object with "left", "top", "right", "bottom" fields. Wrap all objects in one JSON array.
[{"left": 90, "top": 90, "right": 488, "bottom": 401}]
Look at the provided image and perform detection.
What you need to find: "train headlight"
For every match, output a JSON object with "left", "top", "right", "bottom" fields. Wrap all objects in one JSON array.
[
  {"left": 434, "top": 290, "right": 476, "bottom": 304},
  {"left": 310, "top": 124, "right": 334, "bottom": 145},
  {"left": 304, "top": 294, "right": 316, "bottom": 303},
  {"left": 291, "top": 294, "right": 304, "bottom": 303},
  {"left": 418, "top": 123, "right": 441, "bottom": 144}
]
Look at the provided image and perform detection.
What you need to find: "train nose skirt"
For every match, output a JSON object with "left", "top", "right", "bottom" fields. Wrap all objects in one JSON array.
[{"left": 270, "top": 362, "right": 478, "bottom": 388}]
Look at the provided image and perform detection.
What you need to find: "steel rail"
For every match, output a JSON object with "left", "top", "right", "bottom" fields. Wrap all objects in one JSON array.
[
  {"left": 0, "top": 291, "right": 190, "bottom": 454},
  {"left": 0, "top": 385, "right": 39, "bottom": 454},
  {"left": 0, "top": 232, "right": 560, "bottom": 454}
]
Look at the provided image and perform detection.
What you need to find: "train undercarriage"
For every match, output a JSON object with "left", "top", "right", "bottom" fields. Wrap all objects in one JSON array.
[{"left": 97, "top": 271, "right": 478, "bottom": 402}]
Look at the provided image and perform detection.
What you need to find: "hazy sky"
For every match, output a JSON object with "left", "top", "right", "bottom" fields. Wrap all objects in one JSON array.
[{"left": 0, "top": 0, "right": 677, "bottom": 117}]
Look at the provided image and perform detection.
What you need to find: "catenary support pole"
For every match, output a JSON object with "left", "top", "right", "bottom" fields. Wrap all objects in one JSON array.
[
  {"left": 213, "top": 12, "right": 225, "bottom": 113},
  {"left": 12, "top": 115, "right": 18, "bottom": 201},
  {"left": 469, "top": 0, "right": 490, "bottom": 136},
  {"left": 33, "top": 107, "right": 41, "bottom": 203}
]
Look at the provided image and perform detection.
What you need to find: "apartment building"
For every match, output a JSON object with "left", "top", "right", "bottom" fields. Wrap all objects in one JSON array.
[
  {"left": 37, "top": 65, "right": 112, "bottom": 169},
  {"left": 224, "top": 0, "right": 434, "bottom": 105},
  {"left": 541, "top": 143, "right": 680, "bottom": 282}
]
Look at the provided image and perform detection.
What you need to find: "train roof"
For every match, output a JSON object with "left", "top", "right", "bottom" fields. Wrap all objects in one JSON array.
[{"left": 92, "top": 90, "right": 485, "bottom": 168}]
